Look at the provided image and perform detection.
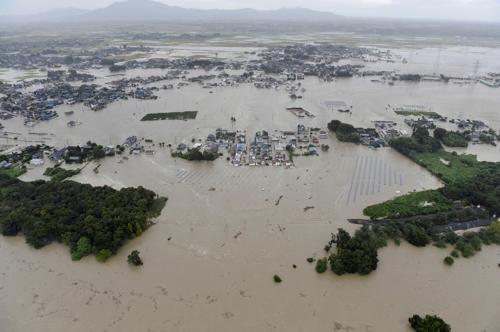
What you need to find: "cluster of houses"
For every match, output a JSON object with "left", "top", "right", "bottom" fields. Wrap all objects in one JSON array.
[
  {"left": 373, "top": 121, "right": 403, "bottom": 143},
  {"left": 0, "top": 144, "right": 50, "bottom": 168},
  {"left": 174, "top": 124, "right": 332, "bottom": 167},
  {"left": 0, "top": 41, "right": 152, "bottom": 71},
  {"left": 0, "top": 77, "right": 166, "bottom": 122},
  {"left": 404, "top": 118, "right": 437, "bottom": 129}
]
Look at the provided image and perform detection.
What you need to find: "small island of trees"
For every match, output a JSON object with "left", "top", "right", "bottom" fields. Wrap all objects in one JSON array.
[{"left": 0, "top": 174, "right": 167, "bottom": 262}]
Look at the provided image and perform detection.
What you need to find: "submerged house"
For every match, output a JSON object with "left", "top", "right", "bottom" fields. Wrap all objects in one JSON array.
[{"left": 48, "top": 147, "right": 68, "bottom": 162}]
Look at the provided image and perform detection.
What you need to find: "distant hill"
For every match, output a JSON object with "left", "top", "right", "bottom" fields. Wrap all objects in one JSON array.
[
  {"left": 0, "top": 8, "right": 89, "bottom": 23},
  {"left": 72, "top": 0, "right": 343, "bottom": 21},
  {"left": 0, "top": 0, "right": 343, "bottom": 23}
]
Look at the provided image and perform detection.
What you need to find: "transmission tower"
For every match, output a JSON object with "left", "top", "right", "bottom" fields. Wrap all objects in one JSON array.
[
  {"left": 472, "top": 60, "right": 479, "bottom": 80},
  {"left": 433, "top": 44, "right": 441, "bottom": 74}
]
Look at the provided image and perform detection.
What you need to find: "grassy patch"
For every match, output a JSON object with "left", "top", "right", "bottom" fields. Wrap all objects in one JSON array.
[
  {"left": 416, "top": 150, "right": 479, "bottom": 183},
  {"left": 363, "top": 189, "right": 454, "bottom": 219},
  {"left": 394, "top": 110, "right": 441, "bottom": 117},
  {"left": 0, "top": 167, "right": 27, "bottom": 178},
  {"left": 141, "top": 111, "right": 198, "bottom": 121}
]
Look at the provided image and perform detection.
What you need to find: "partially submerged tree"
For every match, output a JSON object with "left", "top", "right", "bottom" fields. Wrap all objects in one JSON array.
[{"left": 127, "top": 250, "right": 143, "bottom": 266}]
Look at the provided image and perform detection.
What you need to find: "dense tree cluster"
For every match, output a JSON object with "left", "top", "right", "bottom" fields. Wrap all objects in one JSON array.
[
  {"left": 327, "top": 120, "right": 360, "bottom": 143},
  {"left": 408, "top": 314, "right": 451, "bottom": 332},
  {"left": 100, "top": 59, "right": 116, "bottom": 66},
  {"left": 391, "top": 127, "right": 442, "bottom": 157},
  {"left": 109, "top": 65, "right": 126, "bottom": 72},
  {"left": 433, "top": 128, "right": 468, "bottom": 147},
  {"left": 325, "top": 227, "right": 381, "bottom": 276},
  {"left": 0, "top": 175, "right": 166, "bottom": 261},
  {"left": 396, "top": 74, "right": 422, "bottom": 81},
  {"left": 171, "top": 149, "right": 217, "bottom": 161}
]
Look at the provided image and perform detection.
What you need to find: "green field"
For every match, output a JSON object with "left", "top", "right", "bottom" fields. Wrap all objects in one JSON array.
[
  {"left": 141, "top": 111, "right": 198, "bottom": 121},
  {"left": 394, "top": 110, "right": 441, "bottom": 117},
  {"left": 416, "top": 150, "right": 480, "bottom": 183}
]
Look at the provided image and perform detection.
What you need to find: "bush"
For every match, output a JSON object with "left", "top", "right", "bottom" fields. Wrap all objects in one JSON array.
[
  {"left": 461, "top": 243, "right": 475, "bottom": 258},
  {"left": 307, "top": 257, "right": 315, "bottom": 263},
  {"left": 444, "top": 256, "right": 454, "bottom": 265},
  {"left": 408, "top": 314, "right": 451, "bottom": 332},
  {"left": 96, "top": 249, "right": 112, "bottom": 262},
  {"left": 127, "top": 250, "right": 143, "bottom": 266},
  {"left": 433, "top": 240, "right": 447, "bottom": 249},
  {"left": 71, "top": 237, "right": 92, "bottom": 260},
  {"left": 273, "top": 274, "right": 282, "bottom": 283},
  {"left": 315, "top": 257, "right": 328, "bottom": 273},
  {"left": 450, "top": 249, "right": 459, "bottom": 258}
]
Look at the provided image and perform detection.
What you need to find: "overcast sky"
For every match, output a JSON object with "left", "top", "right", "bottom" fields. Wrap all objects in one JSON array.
[{"left": 2, "top": 0, "right": 500, "bottom": 21}]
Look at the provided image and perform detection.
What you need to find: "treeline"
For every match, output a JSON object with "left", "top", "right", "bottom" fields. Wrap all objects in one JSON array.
[
  {"left": 316, "top": 221, "right": 500, "bottom": 276},
  {"left": 396, "top": 74, "right": 422, "bottom": 81},
  {"left": 327, "top": 120, "right": 360, "bottom": 143},
  {"left": 109, "top": 65, "right": 126, "bottom": 72},
  {"left": 434, "top": 128, "right": 468, "bottom": 147},
  {"left": 0, "top": 174, "right": 167, "bottom": 262},
  {"left": 171, "top": 149, "right": 218, "bottom": 161}
]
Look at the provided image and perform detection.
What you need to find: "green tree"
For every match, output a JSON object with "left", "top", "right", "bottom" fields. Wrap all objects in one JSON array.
[
  {"left": 92, "top": 149, "right": 106, "bottom": 160},
  {"left": 96, "top": 249, "right": 112, "bottom": 262},
  {"left": 71, "top": 237, "right": 92, "bottom": 260},
  {"left": 444, "top": 256, "right": 454, "bottom": 265},
  {"left": 135, "top": 222, "right": 143, "bottom": 237},
  {"left": 127, "top": 250, "right": 143, "bottom": 266},
  {"left": 408, "top": 314, "right": 451, "bottom": 332},
  {"left": 315, "top": 257, "right": 328, "bottom": 273},
  {"left": 433, "top": 128, "right": 447, "bottom": 141}
]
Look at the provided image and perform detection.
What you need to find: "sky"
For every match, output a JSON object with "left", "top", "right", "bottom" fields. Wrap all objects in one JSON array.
[{"left": 1, "top": 0, "right": 500, "bottom": 21}]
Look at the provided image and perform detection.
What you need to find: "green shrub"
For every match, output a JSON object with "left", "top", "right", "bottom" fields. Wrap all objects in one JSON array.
[
  {"left": 450, "top": 250, "right": 459, "bottom": 258},
  {"left": 273, "top": 274, "right": 282, "bottom": 283},
  {"left": 444, "top": 256, "right": 454, "bottom": 265},
  {"left": 461, "top": 243, "right": 475, "bottom": 258},
  {"left": 408, "top": 314, "right": 450, "bottom": 332},
  {"left": 307, "top": 257, "right": 314, "bottom": 263},
  {"left": 96, "top": 249, "right": 112, "bottom": 262},
  {"left": 127, "top": 250, "right": 143, "bottom": 266},
  {"left": 433, "top": 240, "right": 447, "bottom": 249},
  {"left": 315, "top": 257, "right": 328, "bottom": 274}
]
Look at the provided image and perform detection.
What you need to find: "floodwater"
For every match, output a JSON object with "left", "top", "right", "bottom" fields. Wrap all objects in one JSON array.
[{"left": 1, "top": 46, "right": 500, "bottom": 332}]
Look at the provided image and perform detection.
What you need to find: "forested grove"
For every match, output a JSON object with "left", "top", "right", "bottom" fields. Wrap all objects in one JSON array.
[{"left": 0, "top": 174, "right": 167, "bottom": 261}]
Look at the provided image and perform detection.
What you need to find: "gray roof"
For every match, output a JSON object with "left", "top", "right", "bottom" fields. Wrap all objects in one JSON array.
[{"left": 325, "top": 101, "right": 346, "bottom": 107}]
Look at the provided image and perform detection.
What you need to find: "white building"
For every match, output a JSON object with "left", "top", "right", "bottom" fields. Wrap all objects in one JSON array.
[{"left": 30, "top": 158, "right": 44, "bottom": 165}]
